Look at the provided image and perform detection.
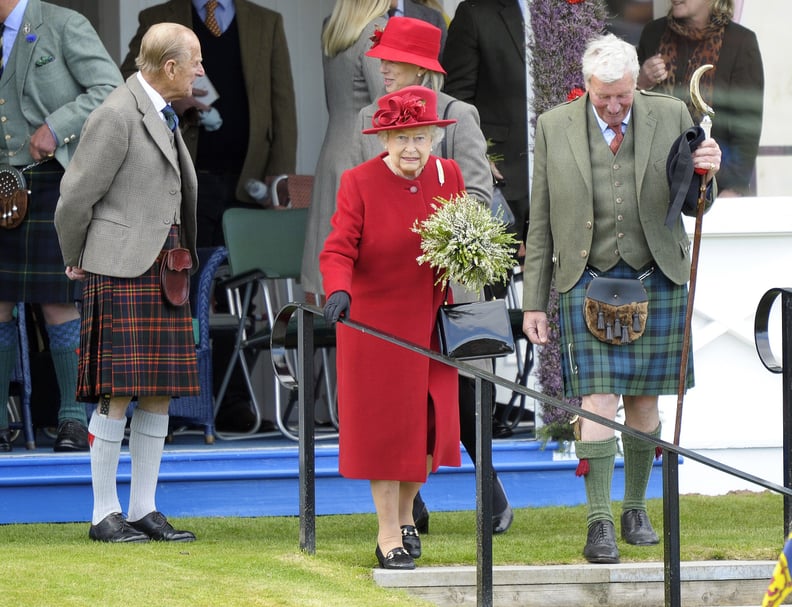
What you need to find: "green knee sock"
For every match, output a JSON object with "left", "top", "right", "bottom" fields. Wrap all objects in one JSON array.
[
  {"left": 575, "top": 437, "right": 618, "bottom": 526},
  {"left": 621, "top": 424, "right": 661, "bottom": 512},
  {"left": 0, "top": 320, "right": 19, "bottom": 429},
  {"left": 46, "top": 319, "right": 85, "bottom": 425}
]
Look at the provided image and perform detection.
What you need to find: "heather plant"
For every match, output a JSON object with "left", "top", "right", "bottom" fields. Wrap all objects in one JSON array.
[{"left": 528, "top": 0, "right": 606, "bottom": 441}]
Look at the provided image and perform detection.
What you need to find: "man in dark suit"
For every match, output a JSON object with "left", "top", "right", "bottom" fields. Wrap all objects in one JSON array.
[
  {"left": 442, "top": 0, "right": 529, "bottom": 242},
  {"left": 0, "top": 0, "right": 122, "bottom": 453},
  {"left": 120, "top": 0, "right": 298, "bottom": 248}
]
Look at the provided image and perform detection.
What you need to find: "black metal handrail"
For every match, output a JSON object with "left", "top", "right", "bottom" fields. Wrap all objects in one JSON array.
[{"left": 271, "top": 300, "right": 792, "bottom": 607}]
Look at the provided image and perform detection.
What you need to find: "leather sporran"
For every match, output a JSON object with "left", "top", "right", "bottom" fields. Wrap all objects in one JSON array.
[
  {"left": 0, "top": 165, "right": 29, "bottom": 229},
  {"left": 583, "top": 277, "right": 648, "bottom": 345},
  {"left": 160, "top": 247, "right": 193, "bottom": 306},
  {"left": 437, "top": 299, "right": 515, "bottom": 360}
]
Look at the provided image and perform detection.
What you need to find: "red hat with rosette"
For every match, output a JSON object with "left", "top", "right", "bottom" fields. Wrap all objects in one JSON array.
[
  {"left": 362, "top": 85, "right": 456, "bottom": 134},
  {"left": 366, "top": 17, "right": 445, "bottom": 74}
]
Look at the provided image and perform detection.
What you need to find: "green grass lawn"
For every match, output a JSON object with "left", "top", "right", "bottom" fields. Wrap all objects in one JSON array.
[{"left": 0, "top": 492, "right": 785, "bottom": 607}]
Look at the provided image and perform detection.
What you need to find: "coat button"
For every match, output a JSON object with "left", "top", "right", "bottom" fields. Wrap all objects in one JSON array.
[
  {"left": 586, "top": 221, "right": 592, "bottom": 229},
  {"left": 409, "top": 185, "right": 418, "bottom": 193},
  {"left": 580, "top": 250, "right": 588, "bottom": 258}
]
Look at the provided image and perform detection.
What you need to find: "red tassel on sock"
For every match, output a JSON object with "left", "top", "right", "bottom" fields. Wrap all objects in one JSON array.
[
  {"left": 575, "top": 458, "right": 590, "bottom": 477},
  {"left": 655, "top": 446, "right": 663, "bottom": 460}
]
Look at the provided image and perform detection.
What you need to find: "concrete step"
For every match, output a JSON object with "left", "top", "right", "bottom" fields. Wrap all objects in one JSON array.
[{"left": 373, "top": 560, "right": 779, "bottom": 607}]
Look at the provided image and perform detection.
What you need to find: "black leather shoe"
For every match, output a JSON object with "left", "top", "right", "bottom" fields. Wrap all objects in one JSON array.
[
  {"left": 89, "top": 513, "right": 150, "bottom": 543},
  {"left": 375, "top": 545, "right": 415, "bottom": 570},
  {"left": 621, "top": 509, "right": 660, "bottom": 545},
  {"left": 583, "top": 520, "right": 620, "bottom": 564},
  {"left": 53, "top": 420, "right": 89, "bottom": 452},
  {"left": 493, "top": 504, "right": 514, "bottom": 534},
  {"left": 401, "top": 525, "right": 421, "bottom": 559},
  {"left": 0, "top": 428, "right": 12, "bottom": 452},
  {"left": 413, "top": 495, "right": 429, "bottom": 535},
  {"left": 128, "top": 511, "right": 196, "bottom": 542}
]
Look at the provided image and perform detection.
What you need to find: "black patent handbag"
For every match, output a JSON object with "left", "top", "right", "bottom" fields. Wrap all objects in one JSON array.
[{"left": 436, "top": 298, "right": 515, "bottom": 360}]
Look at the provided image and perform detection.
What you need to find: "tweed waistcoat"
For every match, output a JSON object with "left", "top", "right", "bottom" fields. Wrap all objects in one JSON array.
[{"left": 587, "top": 118, "right": 651, "bottom": 273}]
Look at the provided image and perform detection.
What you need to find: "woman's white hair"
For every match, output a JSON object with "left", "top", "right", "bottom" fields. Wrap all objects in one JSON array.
[
  {"left": 581, "top": 33, "right": 640, "bottom": 86},
  {"left": 377, "top": 125, "right": 445, "bottom": 148}
]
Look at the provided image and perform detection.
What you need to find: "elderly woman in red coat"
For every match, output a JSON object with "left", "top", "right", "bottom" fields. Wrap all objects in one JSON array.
[{"left": 320, "top": 85, "right": 462, "bottom": 570}]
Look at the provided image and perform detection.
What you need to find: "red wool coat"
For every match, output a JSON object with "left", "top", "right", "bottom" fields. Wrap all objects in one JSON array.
[{"left": 320, "top": 153, "right": 463, "bottom": 482}]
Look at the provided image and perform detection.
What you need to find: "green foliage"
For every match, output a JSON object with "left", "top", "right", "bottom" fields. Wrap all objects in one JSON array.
[{"left": 412, "top": 191, "right": 519, "bottom": 293}]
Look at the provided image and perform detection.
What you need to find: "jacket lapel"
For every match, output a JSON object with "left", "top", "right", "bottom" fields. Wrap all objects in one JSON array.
[
  {"left": 128, "top": 76, "right": 180, "bottom": 173},
  {"left": 566, "top": 96, "right": 593, "bottom": 198},
  {"left": 631, "top": 94, "right": 658, "bottom": 201},
  {"left": 498, "top": 0, "right": 525, "bottom": 65},
  {"left": 9, "top": 0, "right": 43, "bottom": 86}
]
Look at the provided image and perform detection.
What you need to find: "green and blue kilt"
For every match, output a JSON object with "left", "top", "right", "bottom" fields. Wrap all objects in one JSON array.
[
  {"left": 0, "top": 162, "right": 77, "bottom": 303},
  {"left": 558, "top": 261, "right": 694, "bottom": 397},
  {"left": 76, "top": 226, "right": 199, "bottom": 402}
]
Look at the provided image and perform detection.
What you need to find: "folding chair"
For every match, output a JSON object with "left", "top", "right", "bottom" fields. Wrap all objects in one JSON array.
[
  {"left": 217, "top": 207, "right": 336, "bottom": 441},
  {"left": 166, "top": 246, "right": 228, "bottom": 443}
]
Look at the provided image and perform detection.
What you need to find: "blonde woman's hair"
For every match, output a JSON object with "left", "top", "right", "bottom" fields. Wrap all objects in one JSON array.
[
  {"left": 419, "top": 70, "right": 445, "bottom": 93},
  {"left": 710, "top": 0, "right": 735, "bottom": 21},
  {"left": 322, "top": 0, "right": 391, "bottom": 57}
]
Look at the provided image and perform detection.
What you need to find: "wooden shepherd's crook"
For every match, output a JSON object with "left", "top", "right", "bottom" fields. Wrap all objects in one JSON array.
[{"left": 673, "top": 63, "right": 714, "bottom": 445}]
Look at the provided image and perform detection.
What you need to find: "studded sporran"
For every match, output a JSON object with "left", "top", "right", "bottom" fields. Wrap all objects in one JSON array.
[
  {"left": 583, "top": 269, "right": 652, "bottom": 345},
  {"left": 0, "top": 165, "right": 29, "bottom": 229}
]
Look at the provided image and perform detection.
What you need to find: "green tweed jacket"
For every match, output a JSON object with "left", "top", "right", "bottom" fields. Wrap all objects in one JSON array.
[{"left": 523, "top": 90, "right": 715, "bottom": 312}]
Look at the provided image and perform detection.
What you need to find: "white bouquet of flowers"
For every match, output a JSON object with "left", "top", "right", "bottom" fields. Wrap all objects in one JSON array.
[{"left": 412, "top": 191, "right": 519, "bottom": 293}]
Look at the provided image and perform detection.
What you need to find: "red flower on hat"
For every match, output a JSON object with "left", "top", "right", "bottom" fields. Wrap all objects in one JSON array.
[
  {"left": 369, "top": 27, "right": 384, "bottom": 49},
  {"left": 372, "top": 94, "right": 427, "bottom": 128},
  {"left": 567, "top": 87, "right": 585, "bottom": 101}
]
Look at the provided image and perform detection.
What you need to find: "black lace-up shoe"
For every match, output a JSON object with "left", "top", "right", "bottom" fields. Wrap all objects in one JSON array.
[{"left": 583, "top": 520, "right": 620, "bottom": 564}]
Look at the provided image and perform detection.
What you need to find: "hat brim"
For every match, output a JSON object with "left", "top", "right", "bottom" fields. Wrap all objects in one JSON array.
[
  {"left": 366, "top": 44, "right": 446, "bottom": 75},
  {"left": 362, "top": 118, "right": 456, "bottom": 134}
]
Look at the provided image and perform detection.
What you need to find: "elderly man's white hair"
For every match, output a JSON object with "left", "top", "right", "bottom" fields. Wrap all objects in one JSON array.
[{"left": 581, "top": 33, "right": 640, "bottom": 86}]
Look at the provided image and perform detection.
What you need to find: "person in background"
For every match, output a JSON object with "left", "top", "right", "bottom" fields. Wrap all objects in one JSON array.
[
  {"left": 300, "top": 0, "right": 389, "bottom": 303},
  {"left": 388, "top": 0, "right": 447, "bottom": 53},
  {"left": 354, "top": 15, "right": 513, "bottom": 536},
  {"left": 636, "top": 0, "right": 763, "bottom": 196},
  {"left": 522, "top": 34, "right": 721, "bottom": 564},
  {"left": 605, "top": 0, "right": 654, "bottom": 44},
  {"left": 0, "top": 0, "right": 122, "bottom": 453},
  {"left": 55, "top": 22, "right": 203, "bottom": 544},
  {"left": 120, "top": 0, "right": 298, "bottom": 247},
  {"left": 320, "top": 85, "right": 463, "bottom": 570},
  {"left": 442, "top": 0, "right": 530, "bottom": 245}
]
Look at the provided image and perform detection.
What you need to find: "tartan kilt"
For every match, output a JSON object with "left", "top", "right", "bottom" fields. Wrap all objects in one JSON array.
[
  {"left": 0, "top": 162, "right": 77, "bottom": 303},
  {"left": 558, "top": 261, "right": 694, "bottom": 397},
  {"left": 76, "top": 227, "right": 199, "bottom": 402}
]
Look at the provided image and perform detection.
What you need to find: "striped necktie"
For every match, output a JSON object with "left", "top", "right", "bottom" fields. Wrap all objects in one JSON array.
[
  {"left": 609, "top": 125, "right": 624, "bottom": 154},
  {"left": 162, "top": 105, "right": 178, "bottom": 132}
]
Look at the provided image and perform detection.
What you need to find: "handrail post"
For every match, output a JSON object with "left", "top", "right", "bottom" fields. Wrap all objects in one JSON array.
[
  {"left": 475, "top": 377, "right": 494, "bottom": 607},
  {"left": 298, "top": 307, "right": 316, "bottom": 553},
  {"left": 754, "top": 288, "right": 792, "bottom": 536},
  {"left": 662, "top": 454, "right": 682, "bottom": 607}
]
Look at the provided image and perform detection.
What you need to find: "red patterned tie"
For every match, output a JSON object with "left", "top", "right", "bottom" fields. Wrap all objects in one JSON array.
[
  {"left": 609, "top": 125, "right": 624, "bottom": 154},
  {"left": 205, "top": 0, "right": 222, "bottom": 37}
]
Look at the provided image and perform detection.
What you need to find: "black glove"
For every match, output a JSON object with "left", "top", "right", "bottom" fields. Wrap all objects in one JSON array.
[{"left": 323, "top": 291, "right": 350, "bottom": 324}]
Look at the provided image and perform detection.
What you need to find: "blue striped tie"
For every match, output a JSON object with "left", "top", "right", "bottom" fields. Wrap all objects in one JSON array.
[{"left": 162, "top": 105, "right": 178, "bottom": 132}]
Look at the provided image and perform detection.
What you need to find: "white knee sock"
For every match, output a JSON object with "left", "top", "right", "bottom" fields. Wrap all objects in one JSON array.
[
  {"left": 88, "top": 413, "right": 127, "bottom": 524},
  {"left": 127, "top": 409, "right": 169, "bottom": 522}
]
